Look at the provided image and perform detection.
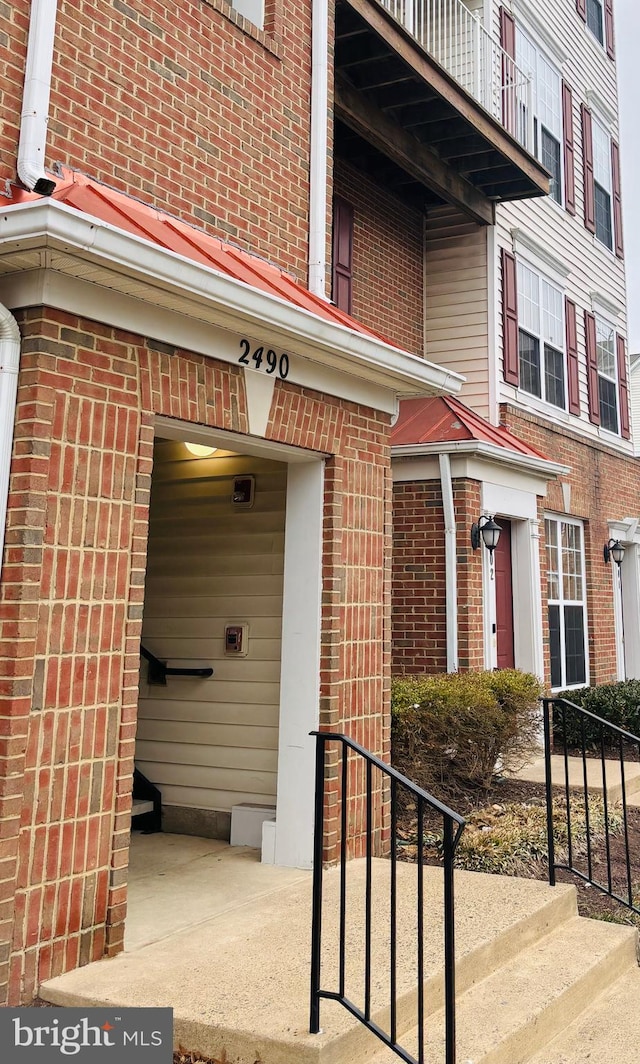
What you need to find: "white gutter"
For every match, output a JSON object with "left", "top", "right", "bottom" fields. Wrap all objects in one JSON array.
[
  {"left": 17, "top": 0, "right": 58, "bottom": 195},
  {"left": 392, "top": 438, "right": 570, "bottom": 478},
  {"left": 308, "top": 0, "right": 329, "bottom": 298},
  {"left": 439, "top": 452, "right": 458, "bottom": 672},
  {"left": 0, "top": 306, "right": 21, "bottom": 579},
  {"left": 0, "top": 200, "right": 464, "bottom": 399}
]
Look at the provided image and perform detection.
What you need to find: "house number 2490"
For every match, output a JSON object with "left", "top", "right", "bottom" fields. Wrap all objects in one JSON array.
[{"left": 238, "top": 338, "right": 290, "bottom": 379}]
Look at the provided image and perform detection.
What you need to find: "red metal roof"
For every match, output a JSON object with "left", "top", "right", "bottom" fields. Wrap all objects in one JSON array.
[
  {"left": 5, "top": 169, "right": 394, "bottom": 344},
  {"left": 392, "top": 395, "right": 549, "bottom": 459}
]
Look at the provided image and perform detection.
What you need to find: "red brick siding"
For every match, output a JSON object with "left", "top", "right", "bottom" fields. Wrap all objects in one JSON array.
[
  {"left": 0, "top": 308, "right": 391, "bottom": 1004},
  {"left": 333, "top": 160, "right": 424, "bottom": 356},
  {"left": 0, "top": 0, "right": 312, "bottom": 280},
  {"left": 392, "top": 477, "right": 485, "bottom": 674}
]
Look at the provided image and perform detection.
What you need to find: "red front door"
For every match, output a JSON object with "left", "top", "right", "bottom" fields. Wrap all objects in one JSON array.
[{"left": 494, "top": 519, "right": 515, "bottom": 669}]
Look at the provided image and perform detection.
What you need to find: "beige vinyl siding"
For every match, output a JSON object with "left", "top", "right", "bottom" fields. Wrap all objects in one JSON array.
[
  {"left": 493, "top": 0, "right": 629, "bottom": 449},
  {"left": 137, "top": 439, "right": 286, "bottom": 815},
  {"left": 425, "top": 206, "right": 490, "bottom": 418}
]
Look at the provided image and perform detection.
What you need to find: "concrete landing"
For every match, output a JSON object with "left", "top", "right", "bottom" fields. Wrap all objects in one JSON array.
[
  {"left": 40, "top": 836, "right": 579, "bottom": 1064},
  {"left": 511, "top": 753, "right": 640, "bottom": 805}
]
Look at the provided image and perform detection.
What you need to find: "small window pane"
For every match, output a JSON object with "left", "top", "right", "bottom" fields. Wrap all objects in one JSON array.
[
  {"left": 549, "top": 604, "right": 562, "bottom": 688},
  {"left": 564, "top": 606, "right": 586, "bottom": 685},
  {"left": 599, "top": 376, "right": 619, "bottom": 433},
  {"left": 517, "top": 262, "right": 540, "bottom": 335},
  {"left": 541, "top": 280, "right": 563, "bottom": 348},
  {"left": 586, "top": 0, "right": 604, "bottom": 45},
  {"left": 595, "top": 184, "right": 613, "bottom": 249},
  {"left": 545, "top": 344, "right": 565, "bottom": 409},
  {"left": 538, "top": 55, "right": 561, "bottom": 139},
  {"left": 519, "top": 331, "right": 542, "bottom": 397},
  {"left": 592, "top": 121, "right": 611, "bottom": 191},
  {"left": 596, "top": 321, "right": 616, "bottom": 377},
  {"left": 541, "top": 129, "right": 562, "bottom": 204}
]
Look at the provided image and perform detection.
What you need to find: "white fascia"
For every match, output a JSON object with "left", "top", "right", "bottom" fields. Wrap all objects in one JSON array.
[
  {"left": 391, "top": 438, "right": 569, "bottom": 479},
  {"left": 0, "top": 200, "right": 464, "bottom": 402}
]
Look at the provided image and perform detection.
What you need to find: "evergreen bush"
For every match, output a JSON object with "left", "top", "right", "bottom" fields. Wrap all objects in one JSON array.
[
  {"left": 391, "top": 669, "right": 543, "bottom": 791},
  {"left": 552, "top": 679, "right": 640, "bottom": 746}
]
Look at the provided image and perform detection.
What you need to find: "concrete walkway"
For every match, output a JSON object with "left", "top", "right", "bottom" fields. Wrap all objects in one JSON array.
[{"left": 511, "top": 753, "right": 640, "bottom": 805}]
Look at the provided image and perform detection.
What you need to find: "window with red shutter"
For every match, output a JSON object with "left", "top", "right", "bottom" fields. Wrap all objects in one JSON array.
[
  {"left": 332, "top": 197, "right": 354, "bottom": 315},
  {"left": 565, "top": 299, "right": 580, "bottom": 414},
  {"left": 562, "top": 83, "right": 576, "bottom": 215},
  {"left": 617, "top": 334, "right": 630, "bottom": 438},
  {"left": 585, "top": 311, "right": 600, "bottom": 424},
  {"left": 501, "top": 249, "right": 519, "bottom": 386},
  {"left": 611, "top": 140, "right": 624, "bottom": 258},
  {"left": 581, "top": 106, "right": 596, "bottom": 235}
]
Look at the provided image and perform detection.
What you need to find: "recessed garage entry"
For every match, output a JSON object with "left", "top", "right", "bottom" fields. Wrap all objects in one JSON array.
[{"left": 136, "top": 438, "right": 287, "bottom": 852}]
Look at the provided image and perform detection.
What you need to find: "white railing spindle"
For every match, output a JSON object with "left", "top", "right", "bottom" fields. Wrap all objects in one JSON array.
[{"left": 376, "top": 0, "right": 533, "bottom": 152}]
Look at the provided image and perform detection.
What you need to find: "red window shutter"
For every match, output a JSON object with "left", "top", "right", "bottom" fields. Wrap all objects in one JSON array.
[
  {"left": 611, "top": 139, "right": 624, "bottom": 258},
  {"left": 565, "top": 299, "right": 580, "bottom": 415},
  {"left": 562, "top": 82, "right": 576, "bottom": 215},
  {"left": 500, "top": 7, "right": 516, "bottom": 136},
  {"left": 605, "top": 0, "right": 615, "bottom": 59},
  {"left": 332, "top": 197, "right": 354, "bottom": 314},
  {"left": 585, "top": 311, "right": 600, "bottom": 424},
  {"left": 617, "top": 334, "right": 630, "bottom": 438},
  {"left": 581, "top": 105, "right": 596, "bottom": 234},
  {"left": 501, "top": 248, "right": 519, "bottom": 386},
  {"left": 576, "top": 0, "right": 587, "bottom": 20}
]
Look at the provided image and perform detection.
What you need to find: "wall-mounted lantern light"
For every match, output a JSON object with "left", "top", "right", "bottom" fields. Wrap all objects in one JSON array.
[
  {"left": 471, "top": 515, "right": 502, "bottom": 557},
  {"left": 604, "top": 538, "right": 625, "bottom": 566}
]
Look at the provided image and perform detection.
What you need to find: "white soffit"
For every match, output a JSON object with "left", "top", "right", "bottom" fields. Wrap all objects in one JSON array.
[
  {"left": 391, "top": 439, "right": 569, "bottom": 480},
  {"left": 0, "top": 200, "right": 464, "bottom": 412}
]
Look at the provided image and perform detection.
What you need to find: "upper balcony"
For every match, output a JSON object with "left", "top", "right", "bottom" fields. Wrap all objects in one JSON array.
[{"left": 334, "top": 0, "right": 550, "bottom": 224}]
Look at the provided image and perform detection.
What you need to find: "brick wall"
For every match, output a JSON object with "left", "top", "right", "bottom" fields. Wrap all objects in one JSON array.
[
  {"left": 392, "top": 477, "right": 484, "bottom": 674},
  {"left": 0, "top": 307, "right": 391, "bottom": 1004},
  {"left": 0, "top": 0, "right": 312, "bottom": 280},
  {"left": 333, "top": 159, "right": 425, "bottom": 356}
]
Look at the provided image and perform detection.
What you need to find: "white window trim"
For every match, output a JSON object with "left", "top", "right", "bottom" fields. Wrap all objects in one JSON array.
[
  {"left": 591, "top": 290, "right": 623, "bottom": 322},
  {"left": 511, "top": 228, "right": 570, "bottom": 287},
  {"left": 516, "top": 258, "right": 568, "bottom": 413},
  {"left": 584, "top": 0, "right": 605, "bottom": 51},
  {"left": 514, "top": 25, "right": 565, "bottom": 207},
  {"left": 545, "top": 514, "right": 590, "bottom": 691},
  {"left": 231, "top": 0, "right": 265, "bottom": 30},
  {"left": 594, "top": 311, "right": 620, "bottom": 436}
]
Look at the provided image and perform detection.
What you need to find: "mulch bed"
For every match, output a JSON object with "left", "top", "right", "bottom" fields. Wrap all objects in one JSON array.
[{"left": 395, "top": 770, "right": 640, "bottom": 927}]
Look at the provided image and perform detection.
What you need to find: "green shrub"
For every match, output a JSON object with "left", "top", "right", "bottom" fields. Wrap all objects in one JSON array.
[
  {"left": 552, "top": 680, "right": 640, "bottom": 747},
  {"left": 391, "top": 670, "right": 543, "bottom": 791}
]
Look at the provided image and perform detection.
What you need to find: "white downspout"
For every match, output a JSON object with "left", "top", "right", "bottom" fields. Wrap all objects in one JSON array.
[
  {"left": 17, "top": 0, "right": 58, "bottom": 195},
  {"left": 439, "top": 452, "right": 458, "bottom": 672},
  {"left": 308, "top": 0, "right": 329, "bottom": 298},
  {"left": 0, "top": 306, "right": 21, "bottom": 580}
]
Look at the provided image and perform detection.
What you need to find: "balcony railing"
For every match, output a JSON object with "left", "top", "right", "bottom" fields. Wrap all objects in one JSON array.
[{"left": 378, "top": 0, "right": 534, "bottom": 152}]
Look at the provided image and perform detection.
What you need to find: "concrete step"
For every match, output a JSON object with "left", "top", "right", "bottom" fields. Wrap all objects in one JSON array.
[
  {"left": 512, "top": 754, "right": 640, "bottom": 805},
  {"left": 39, "top": 861, "right": 578, "bottom": 1064},
  {"left": 370, "top": 916, "right": 638, "bottom": 1064},
  {"left": 131, "top": 798, "right": 155, "bottom": 816},
  {"left": 527, "top": 967, "right": 640, "bottom": 1064}
]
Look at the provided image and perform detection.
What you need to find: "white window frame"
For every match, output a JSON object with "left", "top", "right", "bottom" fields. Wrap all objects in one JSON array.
[
  {"left": 517, "top": 259, "right": 567, "bottom": 411},
  {"left": 231, "top": 0, "right": 264, "bottom": 29},
  {"left": 592, "top": 115, "right": 614, "bottom": 252},
  {"left": 586, "top": 0, "right": 605, "bottom": 48},
  {"left": 594, "top": 313, "right": 620, "bottom": 435},
  {"left": 515, "top": 26, "right": 564, "bottom": 206},
  {"left": 545, "top": 515, "right": 589, "bottom": 691}
]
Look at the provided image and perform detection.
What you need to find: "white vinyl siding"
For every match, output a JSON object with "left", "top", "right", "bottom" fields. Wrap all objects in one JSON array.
[
  {"left": 494, "top": 0, "right": 627, "bottom": 447},
  {"left": 425, "top": 206, "right": 490, "bottom": 418},
  {"left": 137, "top": 440, "right": 286, "bottom": 816}
]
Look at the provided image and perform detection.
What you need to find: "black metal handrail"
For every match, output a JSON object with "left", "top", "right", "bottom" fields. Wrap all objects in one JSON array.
[
  {"left": 543, "top": 696, "right": 640, "bottom": 915},
  {"left": 140, "top": 643, "right": 213, "bottom": 686},
  {"left": 309, "top": 731, "right": 465, "bottom": 1064}
]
